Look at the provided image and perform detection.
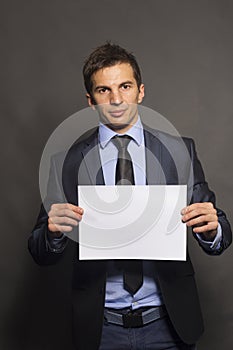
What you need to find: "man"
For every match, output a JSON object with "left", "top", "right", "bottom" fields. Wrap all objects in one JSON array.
[{"left": 29, "top": 43, "right": 232, "bottom": 350}]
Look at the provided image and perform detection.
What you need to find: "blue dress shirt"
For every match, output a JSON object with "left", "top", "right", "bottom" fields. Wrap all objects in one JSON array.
[{"left": 99, "top": 118, "right": 163, "bottom": 310}]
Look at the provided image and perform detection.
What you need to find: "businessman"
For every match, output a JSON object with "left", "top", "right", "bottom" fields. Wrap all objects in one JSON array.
[{"left": 29, "top": 43, "right": 232, "bottom": 350}]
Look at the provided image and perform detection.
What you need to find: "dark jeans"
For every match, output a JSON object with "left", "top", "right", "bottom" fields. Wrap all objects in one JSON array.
[{"left": 99, "top": 315, "right": 196, "bottom": 350}]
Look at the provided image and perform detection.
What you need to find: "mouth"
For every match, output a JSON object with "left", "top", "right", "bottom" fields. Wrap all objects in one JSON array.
[{"left": 109, "top": 109, "right": 127, "bottom": 118}]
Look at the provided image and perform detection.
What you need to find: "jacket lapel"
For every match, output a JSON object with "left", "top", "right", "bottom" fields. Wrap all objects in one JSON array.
[
  {"left": 80, "top": 130, "right": 105, "bottom": 186},
  {"left": 144, "top": 126, "right": 178, "bottom": 185},
  {"left": 62, "top": 128, "right": 104, "bottom": 205},
  {"left": 144, "top": 127, "right": 163, "bottom": 185}
]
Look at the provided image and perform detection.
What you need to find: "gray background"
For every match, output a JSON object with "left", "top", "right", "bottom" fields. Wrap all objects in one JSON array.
[{"left": 1, "top": 0, "right": 233, "bottom": 349}]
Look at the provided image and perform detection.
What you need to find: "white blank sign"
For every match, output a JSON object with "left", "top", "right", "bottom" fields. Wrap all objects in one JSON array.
[{"left": 78, "top": 185, "right": 187, "bottom": 261}]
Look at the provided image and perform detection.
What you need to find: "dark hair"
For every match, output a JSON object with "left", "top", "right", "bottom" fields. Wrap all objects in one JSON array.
[{"left": 83, "top": 42, "right": 142, "bottom": 96}]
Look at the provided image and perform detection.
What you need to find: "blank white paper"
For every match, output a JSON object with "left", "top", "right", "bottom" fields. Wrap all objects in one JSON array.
[{"left": 78, "top": 185, "right": 187, "bottom": 261}]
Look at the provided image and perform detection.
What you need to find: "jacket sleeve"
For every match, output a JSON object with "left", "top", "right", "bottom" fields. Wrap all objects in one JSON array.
[
  {"left": 188, "top": 138, "right": 232, "bottom": 255},
  {"left": 28, "top": 154, "right": 69, "bottom": 265}
]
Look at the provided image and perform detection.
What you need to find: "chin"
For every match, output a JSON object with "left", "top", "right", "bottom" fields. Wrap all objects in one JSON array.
[{"left": 106, "top": 121, "right": 130, "bottom": 132}]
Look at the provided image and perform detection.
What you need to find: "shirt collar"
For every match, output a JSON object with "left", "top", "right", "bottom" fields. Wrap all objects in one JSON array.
[{"left": 99, "top": 117, "right": 144, "bottom": 149}]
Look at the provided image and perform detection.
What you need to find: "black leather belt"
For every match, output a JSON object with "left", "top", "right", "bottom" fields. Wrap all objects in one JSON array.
[{"left": 104, "top": 306, "right": 166, "bottom": 328}]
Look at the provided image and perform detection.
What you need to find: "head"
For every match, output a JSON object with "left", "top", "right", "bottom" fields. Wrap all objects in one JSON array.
[
  {"left": 83, "top": 43, "right": 144, "bottom": 133},
  {"left": 83, "top": 42, "right": 142, "bottom": 101}
]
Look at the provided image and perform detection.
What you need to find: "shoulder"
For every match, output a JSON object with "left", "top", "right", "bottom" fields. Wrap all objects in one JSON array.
[
  {"left": 51, "top": 127, "right": 98, "bottom": 162},
  {"left": 143, "top": 123, "right": 195, "bottom": 153},
  {"left": 47, "top": 127, "right": 99, "bottom": 174},
  {"left": 67, "top": 126, "right": 99, "bottom": 155}
]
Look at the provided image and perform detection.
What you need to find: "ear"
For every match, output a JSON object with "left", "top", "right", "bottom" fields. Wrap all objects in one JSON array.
[
  {"left": 137, "top": 84, "right": 145, "bottom": 104},
  {"left": 86, "top": 93, "right": 96, "bottom": 110}
]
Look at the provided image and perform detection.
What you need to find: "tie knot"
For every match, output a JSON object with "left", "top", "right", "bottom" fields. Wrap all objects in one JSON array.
[{"left": 112, "top": 135, "right": 132, "bottom": 151}]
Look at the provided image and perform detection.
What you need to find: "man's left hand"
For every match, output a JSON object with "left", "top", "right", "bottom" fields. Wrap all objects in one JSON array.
[{"left": 181, "top": 202, "right": 218, "bottom": 241}]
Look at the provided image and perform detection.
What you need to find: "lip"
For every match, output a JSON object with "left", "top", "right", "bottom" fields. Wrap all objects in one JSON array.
[{"left": 109, "top": 109, "right": 127, "bottom": 117}]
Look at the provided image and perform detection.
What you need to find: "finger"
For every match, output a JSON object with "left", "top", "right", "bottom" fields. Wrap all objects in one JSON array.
[
  {"left": 181, "top": 202, "right": 214, "bottom": 215},
  {"left": 50, "top": 208, "right": 83, "bottom": 220},
  {"left": 184, "top": 214, "right": 218, "bottom": 227},
  {"left": 48, "top": 216, "right": 79, "bottom": 227},
  {"left": 48, "top": 223, "right": 73, "bottom": 233},
  {"left": 72, "top": 206, "right": 84, "bottom": 215},
  {"left": 51, "top": 203, "right": 84, "bottom": 214},
  {"left": 182, "top": 207, "right": 217, "bottom": 222},
  {"left": 192, "top": 222, "right": 218, "bottom": 233}
]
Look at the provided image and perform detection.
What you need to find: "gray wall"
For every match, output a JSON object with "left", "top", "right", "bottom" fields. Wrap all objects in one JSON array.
[{"left": 1, "top": 1, "right": 232, "bottom": 349}]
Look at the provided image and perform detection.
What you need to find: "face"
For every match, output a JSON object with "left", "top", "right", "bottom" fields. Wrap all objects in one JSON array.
[{"left": 86, "top": 63, "right": 145, "bottom": 133}]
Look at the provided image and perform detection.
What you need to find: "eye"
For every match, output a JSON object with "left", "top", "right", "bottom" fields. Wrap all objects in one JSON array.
[
  {"left": 121, "top": 84, "right": 131, "bottom": 90},
  {"left": 97, "top": 87, "right": 109, "bottom": 94}
]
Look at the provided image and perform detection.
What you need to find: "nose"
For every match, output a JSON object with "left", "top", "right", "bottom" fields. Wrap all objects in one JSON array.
[{"left": 110, "top": 90, "right": 123, "bottom": 105}]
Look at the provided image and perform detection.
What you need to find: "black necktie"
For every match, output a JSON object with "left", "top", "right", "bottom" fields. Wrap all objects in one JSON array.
[{"left": 112, "top": 135, "right": 143, "bottom": 295}]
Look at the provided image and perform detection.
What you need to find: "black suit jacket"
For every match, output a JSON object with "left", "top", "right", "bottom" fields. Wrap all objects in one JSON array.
[{"left": 29, "top": 126, "right": 232, "bottom": 349}]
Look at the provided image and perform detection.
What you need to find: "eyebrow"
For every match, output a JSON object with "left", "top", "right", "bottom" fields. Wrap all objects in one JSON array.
[
  {"left": 94, "top": 80, "right": 134, "bottom": 92},
  {"left": 119, "top": 80, "right": 134, "bottom": 87}
]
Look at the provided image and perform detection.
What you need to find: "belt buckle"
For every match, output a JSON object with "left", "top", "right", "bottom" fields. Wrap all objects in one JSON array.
[{"left": 122, "top": 311, "right": 143, "bottom": 328}]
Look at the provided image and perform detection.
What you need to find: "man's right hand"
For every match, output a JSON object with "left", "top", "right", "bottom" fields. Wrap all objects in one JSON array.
[{"left": 48, "top": 203, "right": 84, "bottom": 237}]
